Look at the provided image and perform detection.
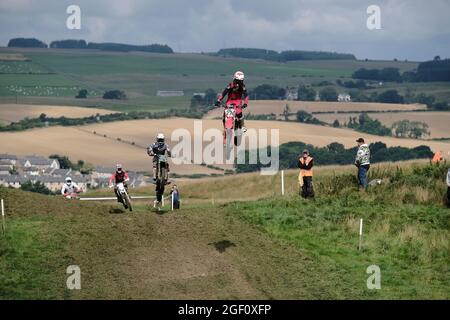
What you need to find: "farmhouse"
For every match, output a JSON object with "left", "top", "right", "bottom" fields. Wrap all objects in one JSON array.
[
  {"left": 338, "top": 93, "right": 351, "bottom": 102},
  {"left": 285, "top": 87, "right": 298, "bottom": 100},
  {"left": 157, "top": 90, "right": 184, "bottom": 97}
]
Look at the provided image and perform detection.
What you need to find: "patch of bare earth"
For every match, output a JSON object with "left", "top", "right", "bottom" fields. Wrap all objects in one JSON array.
[{"left": 67, "top": 206, "right": 333, "bottom": 299}]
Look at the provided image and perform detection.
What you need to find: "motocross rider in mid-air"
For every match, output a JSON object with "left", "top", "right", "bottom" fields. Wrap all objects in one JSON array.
[
  {"left": 147, "top": 133, "right": 172, "bottom": 183},
  {"left": 215, "top": 71, "right": 249, "bottom": 132}
]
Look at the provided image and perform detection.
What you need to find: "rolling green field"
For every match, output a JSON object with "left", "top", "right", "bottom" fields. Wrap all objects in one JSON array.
[{"left": 0, "top": 47, "right": 428, "bottom": 112}]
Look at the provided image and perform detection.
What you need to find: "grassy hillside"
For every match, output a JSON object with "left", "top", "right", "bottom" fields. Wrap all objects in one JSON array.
[{"left": 1, "top": 161, "right": 448, "bottom": 299}]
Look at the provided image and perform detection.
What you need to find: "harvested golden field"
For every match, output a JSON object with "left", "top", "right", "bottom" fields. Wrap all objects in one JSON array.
[
  {"left": 203, "top": 100, "right": 427, "bottom": 119},
  {"left": 0, "top": 104, "right": 117, "bottom": 123},
  {"left": 2, "top": 118, "right": 449, "bottom": 173},
  {"left": 315, "top": 112, "right": 450, "bottom": 139},
  {"left": 0, "top": 125, "right": 222, "bottom": 174},
  {"left": 84, "top": 118, "right": 450, "bottom": 153}
]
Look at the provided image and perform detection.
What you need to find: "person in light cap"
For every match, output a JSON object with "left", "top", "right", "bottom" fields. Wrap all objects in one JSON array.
[{"left": 355, "top": 138, "right": 371, "bottom": 189}]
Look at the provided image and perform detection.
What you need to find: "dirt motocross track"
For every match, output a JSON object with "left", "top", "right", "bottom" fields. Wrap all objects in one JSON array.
[{"left": 70, "top": 205, "right": 333, "bottom": 299}]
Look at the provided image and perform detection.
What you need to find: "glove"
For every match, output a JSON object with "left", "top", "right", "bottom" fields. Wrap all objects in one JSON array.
[
  {"left": 242, "top": 103, "right": 248, "bottom": 109},
  {"left": 214, "top": 100, "right": 221, "bottom": 107}
]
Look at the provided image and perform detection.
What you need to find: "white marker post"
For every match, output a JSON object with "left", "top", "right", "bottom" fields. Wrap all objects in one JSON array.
[
  {"left": 358, "top": 218, "right": 363, "bottom": 251},
  {"left": 171, "top": 192, "right": 174, "bottom": 211},
  {"left": 162, "top": 195, "right": 165, "bottom": 207},
  {"left": 1, "top": 199, "right": 5, "bottom": 235},
  {"left": 281, "top": 170, "right": 285, "bottom": 196}
]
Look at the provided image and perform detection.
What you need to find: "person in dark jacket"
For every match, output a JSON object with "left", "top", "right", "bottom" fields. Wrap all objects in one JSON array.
[{"left": 298, "top": 149, "right": 315, "bottom": 198}]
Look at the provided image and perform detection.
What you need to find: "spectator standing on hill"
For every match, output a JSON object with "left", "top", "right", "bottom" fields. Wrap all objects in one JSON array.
[
  {"left": 355, "top": 138, "right": 371, "bottom": 189},
  {"left": 432, "top": 150, "right": 443, "bottom": 164},
  {"left": 298, "top": 149, "right": 315, "bottom": 198}
]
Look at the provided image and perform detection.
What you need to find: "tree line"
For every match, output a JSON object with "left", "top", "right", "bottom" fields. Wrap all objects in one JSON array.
[
  {"left": 236, "top": 141, "right": 434, "bottom": 173},
  {"left": 0, "top": 108, "right": 204, "bottom": 132},
  {"left": 352, "top": 58, "right": 450, "bottom": 82},
  {"left": 8, "top": 38, "right": 173, "bottom": 54},
  {"left": 216, "top": 48, "right": 356, "bottom": 61}
]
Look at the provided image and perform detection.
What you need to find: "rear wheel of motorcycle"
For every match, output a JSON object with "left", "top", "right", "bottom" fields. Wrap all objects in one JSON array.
[
  {"left": 156, "top": 167, "right": 166, "bottom": 203},
  {"left": 125, "top": 193, "right": 132, "bottom": 211}
]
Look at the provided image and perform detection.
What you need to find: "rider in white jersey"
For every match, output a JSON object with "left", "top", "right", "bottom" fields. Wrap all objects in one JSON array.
[{"left": 61, "top": 177, "right": 80, "bottom": 195}]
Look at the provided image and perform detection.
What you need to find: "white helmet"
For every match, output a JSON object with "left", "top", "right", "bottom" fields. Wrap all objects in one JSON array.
[
  {"left": 156, "top": 133, "right": 165, "bottom": 143},
  {"left": 65, "top": 177, "right": 72, "bottom": 184},
  {"left": 233, "top": 71, "right": 244, "bottom": 81}
]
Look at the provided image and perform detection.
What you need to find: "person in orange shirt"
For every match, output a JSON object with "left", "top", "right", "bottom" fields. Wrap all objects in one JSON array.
[
  {"left": 431, "top": 150, "right": 443, "bottom": 164},
  {"left": 298, "top": 149, "right": 315, "bottom": 198}
]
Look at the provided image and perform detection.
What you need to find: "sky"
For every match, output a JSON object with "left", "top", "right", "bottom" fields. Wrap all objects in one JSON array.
[{"left": 0, "top": 0, "right": 449, "bottom": 61}]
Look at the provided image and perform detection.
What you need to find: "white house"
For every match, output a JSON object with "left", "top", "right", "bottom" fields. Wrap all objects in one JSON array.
[
  {"left": 285, "top": 87, "right": 298, "bottom": 101},
  {"left": 338, "top": 93, "right": 351, "bottom": 102},
  {"left": 157, "top": 90, "right": 184, "bottom": 97}
]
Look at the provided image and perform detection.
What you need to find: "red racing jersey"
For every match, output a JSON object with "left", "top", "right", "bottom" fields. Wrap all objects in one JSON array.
[
  {"left": 109, "top": 170, "right": 129, "bottom": 185},
  {"left": 217, "top": 82, "right": 249, "bottom": 106}
]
